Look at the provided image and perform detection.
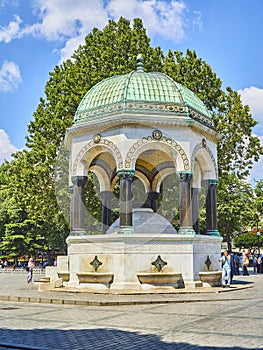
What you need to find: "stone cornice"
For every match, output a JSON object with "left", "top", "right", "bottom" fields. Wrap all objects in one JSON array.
[
  {"left": 64, "top": 113, "right": 220, "bottom": 148},
  {"left": 75, "top": 101, "right": 214, "bottom": 128}
]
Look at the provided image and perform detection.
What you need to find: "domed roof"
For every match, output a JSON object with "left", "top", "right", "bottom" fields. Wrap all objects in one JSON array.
[{"left": 74, "top": 55, "right": 214, "bottom": 129}]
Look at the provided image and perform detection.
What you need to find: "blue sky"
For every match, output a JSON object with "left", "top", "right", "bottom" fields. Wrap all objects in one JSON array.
[{"left": 0, "top": 0, "right": 263, "bottom": 184}]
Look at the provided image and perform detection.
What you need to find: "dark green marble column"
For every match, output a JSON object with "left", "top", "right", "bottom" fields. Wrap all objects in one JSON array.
[
  {"left": 70, "top": 175, "right": 88, "bottom": 235},
  {"left": 149, "top": 191, "right": 159, "bottom": 213},
  {"left": 117, "top": 169, "right": 135, "bottom": 234},
  {"left": 191, "top": 187, "right": 201, "bottom": 234},
  {"left": 205, "top": 179, "right": 220, "bottom": 236},
  {"left": 143, "top": 191, "right": 159, "bottom": 212},
  {"left": 101, "top": 191, "right": 113, "bottom": 234},
  {"left": 178, "top": 171, "right": 195, "bottom": 234}
]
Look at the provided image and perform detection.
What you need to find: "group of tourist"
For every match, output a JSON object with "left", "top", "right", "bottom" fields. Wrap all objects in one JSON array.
[
  {"left": 219, "top": 249, "right": 263, "bottom": 288},
  {"left": 253, "top": 254, "right": 263, "bottom": 274},
  {"left": 0, "top": 259, "right": 9, "bottom": 269}
]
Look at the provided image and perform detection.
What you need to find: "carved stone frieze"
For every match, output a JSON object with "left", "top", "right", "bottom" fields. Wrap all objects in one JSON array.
[
  {"left": 124, "top": 135, "right": 190, "bottom": 171},
  {"left": 72, "top": 138, "right": 123, "bottom": 174}
]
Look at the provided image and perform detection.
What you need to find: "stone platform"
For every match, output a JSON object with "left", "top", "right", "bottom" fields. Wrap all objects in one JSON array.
[{"left": 45, "top": 232, "right": 223, "bottom": 292}]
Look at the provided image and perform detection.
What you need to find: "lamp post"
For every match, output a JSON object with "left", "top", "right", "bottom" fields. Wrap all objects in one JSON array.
[
  {"left": 256, "top": 231, "right": 261, "bottom": 255},
  {"left": 41, "top": 235, "right": 45, "bottom": 270}
]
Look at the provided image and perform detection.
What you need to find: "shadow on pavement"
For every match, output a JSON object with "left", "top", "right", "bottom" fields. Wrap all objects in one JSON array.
[
  {"left": 0, "top": 328, "right": 258, "bottom": 350},
  {"left": 232, "top": 279, "right": 254, "bottom": 285}
]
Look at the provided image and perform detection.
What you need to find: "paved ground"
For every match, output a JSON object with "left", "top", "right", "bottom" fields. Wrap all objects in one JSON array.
[{"left": 0, "top": 269, "right": 262, "bottom": 349}]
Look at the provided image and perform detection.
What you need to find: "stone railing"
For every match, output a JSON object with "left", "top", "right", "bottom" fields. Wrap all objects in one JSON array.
[{"left": 0, "top": 268, "right": 44, "bottom": 274}]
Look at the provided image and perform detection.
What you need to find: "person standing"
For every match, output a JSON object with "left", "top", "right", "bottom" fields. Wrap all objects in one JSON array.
[
  {"left": 233, "top": 252, "right": 240, "bottom": 275},
  {"left": 242, "top": 252, "right": 249, "bottom": 276},
  {"left": 219, "top": 250, "right": 232, "bottom": 288},
  {"left": 27, "top": 256, "right": 35, "bottom": 283},
  {"left": 256, "top": 255, "right": 262, "bottom": 274}
]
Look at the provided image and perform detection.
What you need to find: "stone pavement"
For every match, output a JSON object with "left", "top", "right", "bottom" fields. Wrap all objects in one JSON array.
[{"left": 0, "top": 270, "right": 262, "bottom": 349}]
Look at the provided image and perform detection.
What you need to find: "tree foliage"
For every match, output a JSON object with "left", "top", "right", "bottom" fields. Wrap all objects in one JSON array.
[
  {"left": 235, "top": 232, "right": 263, "bottom": 250},
  {"left": 254, "top": 179, "right": 263, "bottom": 222},
  {"left": 214, "top": 87, "right": 262, "bottom": 178},
  {"left": 217, "top": 173, "right": 256, "bottom": 250}
]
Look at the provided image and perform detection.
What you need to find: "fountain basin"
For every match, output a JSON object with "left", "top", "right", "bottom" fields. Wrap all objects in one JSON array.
[
  {"left": 57, "top": 272, "right": 70, "bottom": 282},
  {"left": 137, "top": 272, "right": 182, "bottom": 288},
  {"left": 199, "top": 271, "right": 222, "bottom": 287},
  {"left": 76, "top": 272, "right": 114, "bottom": 287}
]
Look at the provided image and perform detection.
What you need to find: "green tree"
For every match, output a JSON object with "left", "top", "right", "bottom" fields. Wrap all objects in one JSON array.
[
  {"left": 217, "top": 173, "right": 255, "bottom": 250},
  {"left": 0, "top": 18, "right": 161, "bottom": 253},
  {"left": 0, "top": 160, "right": 43, "bottom": 261},
  {"left": 214, "top": 87, "right": 262, "bottom": 179},
  {"left": 163, "top": 49, "right": 222, "bottom": 111},
  {"left": 235, "top": 232, "right": 263, "bottom": 250},
  {"left": 254, "top": 179, "right": 263, "bottom": 229},
  {"left": 163, "top": 51, "right": 263, "bottom": 178}
]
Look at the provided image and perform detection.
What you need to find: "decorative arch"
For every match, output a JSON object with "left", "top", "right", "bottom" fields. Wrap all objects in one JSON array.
[
  {"left": 124, "top": 135, "right": 190, "bottom": 172},
  {"left": 72, "top": 138, "right": 123, "bottom": 175},
  {"left": 191, "top": 142, "right": 218, "bottom": 180},
  {"left": 134, "top": 170, "right": 151, "bottom": 193},
  {"left": 152, "top": 167, "right": 177, "bottom": 193},
  {"left": 89, "top": 165, "right": 111, "bottom": 192}
]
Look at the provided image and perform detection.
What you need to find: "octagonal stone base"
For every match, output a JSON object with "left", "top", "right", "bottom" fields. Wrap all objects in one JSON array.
[{"left": 63, "top": 233, "right": 222, "bottom": 292}]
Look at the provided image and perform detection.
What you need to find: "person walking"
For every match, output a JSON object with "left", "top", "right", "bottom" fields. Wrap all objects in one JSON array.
[
  {"left": 27, "top": 256, "right": 35, "bottom": 283},
  {"left": 219, "top": 250, "right": 232, "bottom": 288}
]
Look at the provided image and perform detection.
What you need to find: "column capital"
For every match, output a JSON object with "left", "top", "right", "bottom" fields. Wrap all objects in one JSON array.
[
  {"left": 117, "top": 168, "right": 135, "bottom": 180},
  {"left": 207, "top": 179, "right": 218, "bottom": 186},
  {"left": 71, "top": 175, "right": 88, "bottom": 186},
  {"left": 206, "top": 230, "right": 220, "bottom": 236},
  {"left": 177, "top": 171, "right": 193, "bottom": 182}
]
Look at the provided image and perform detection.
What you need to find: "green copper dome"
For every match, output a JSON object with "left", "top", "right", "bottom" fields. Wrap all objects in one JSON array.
[{"left": 74, "top": 56, "right": 214, "bottom": 129}]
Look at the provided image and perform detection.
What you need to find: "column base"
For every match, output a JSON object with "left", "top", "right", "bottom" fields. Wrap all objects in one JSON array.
[
  {"left": 178, "top": 226, "right": 196, "bottom": 235},
  {"left": 69, "top": 229, "right": 87, "bottom": 236},
  {"left": 110, "top": 282, "right": 141, "bottom": 290},
  {"left": 206, "top": 230, "right": 220, "bottom": 236},
  {"left": 184, "top": 280, "right": 203, "bottom": 288},
  {"left": 117, "top": 226, "right": 135, "bottom": 234}
]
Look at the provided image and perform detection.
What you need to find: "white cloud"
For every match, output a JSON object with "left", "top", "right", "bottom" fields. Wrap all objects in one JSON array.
[
  {"left": 238, "top": 86, "right": 263, "bottom": 122},
  {"left": 192, "top": 10, "right": 202, "bottom": 31},
  {"left": 59, "top": 35, "right": 87, "bottom": 64},
  {"left": 0, "top": 14, "right": 22, "bottom": 43},
  {"left": 0, "top": 1, "right": 199, "bottom": 62},
  {"left": 238, "top": 87, "right": 263, "bottom": 183},
  {"left": 0, "top": 129, "right": 18, "bottom": 163},
  {"left": 0, "top": 60, "right": 21, "bottom": 92},
  {"left": 29, "top": 0, "right": 108, "bottom": 41},
  {"left": 107, "top": 0, "right": 187, "bottom": 42}
]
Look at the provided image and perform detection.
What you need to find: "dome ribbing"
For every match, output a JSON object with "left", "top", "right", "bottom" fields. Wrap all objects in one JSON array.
[{"left": 73, "top": 57, "right": 214, "bottom": 129}]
